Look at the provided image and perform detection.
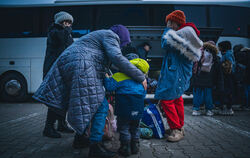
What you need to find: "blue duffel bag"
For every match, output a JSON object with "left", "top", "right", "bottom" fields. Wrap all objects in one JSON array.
[{"left": 142, "top": 103, "right": 165, "bottom": 139}]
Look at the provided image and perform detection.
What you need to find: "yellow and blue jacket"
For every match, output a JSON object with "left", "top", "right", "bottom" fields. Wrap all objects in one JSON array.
[
  {"left": 104, "top": 58, "right": 149, "bottom": 120},
  {"left": 104, "top": 58, "right": 149, "bottom": 95}
]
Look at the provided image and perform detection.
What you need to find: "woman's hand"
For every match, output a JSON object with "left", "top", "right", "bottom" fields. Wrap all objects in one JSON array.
[{"left": 142, "top": 79, "right": 147, "bottom": 91}]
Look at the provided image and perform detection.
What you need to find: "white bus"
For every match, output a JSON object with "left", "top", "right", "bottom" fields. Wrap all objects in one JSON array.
[{"left": 0, "top": 0, "right": 249, "bottom": 102}]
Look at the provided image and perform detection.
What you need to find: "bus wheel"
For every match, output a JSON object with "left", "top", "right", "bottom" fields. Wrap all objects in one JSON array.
[{"left": 0, "top": 72, "right": 28, "bottom": 102}]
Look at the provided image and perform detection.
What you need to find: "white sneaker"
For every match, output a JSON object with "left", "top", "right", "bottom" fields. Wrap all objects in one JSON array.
[
  {"left": 206, "top": 110, "right": 214, "bottom": 116},
  {"left": 218, "top": 105, "right": 227, "bottom": 115},
  {"left": 192, "top": 110, "right": 201, "bottom": 116},
  {"left": 226, "top": 108, "right": 234, "bottom": 115}
]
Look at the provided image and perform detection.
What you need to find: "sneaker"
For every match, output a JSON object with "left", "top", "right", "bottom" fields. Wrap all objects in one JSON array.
[
  {"left": 167, "top": 129, "right": 184, "bottom": 142},
  {"left": 192, "top": 110, "right": 201, "bottom": 116},
  {"left": 242, "top": 106, "right": 250, "bottom": 111},
  {"left": 226, "top": 108, "right": 234, "bottom": 116},
  {"left": 218, "top": 106, "right": 227, "bottom": 115},
  {"left": 206, "top": 110, "right": 214, "bottom": 116}
]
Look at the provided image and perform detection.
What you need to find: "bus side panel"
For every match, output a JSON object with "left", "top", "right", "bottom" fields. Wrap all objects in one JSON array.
[
  {"left": 30, "top": 58, "right": 44, "bottom": 93},
  {"left": 217, "top": 37, "right": 250, "bottom": 48}
]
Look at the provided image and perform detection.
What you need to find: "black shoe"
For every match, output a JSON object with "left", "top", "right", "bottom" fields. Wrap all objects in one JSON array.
[
  {"left": 57, "top": 120, "right": 74, "bottom": 133},
  {"left": 131, "top": 140, "right": 140, "bottom": 154},
  {"left": 73, "top": 134, "right": 90, "bottom": 149},
  {"left": 88, "top": 142, "right": 117, "bottom": 158},
  {"left": 43, "top": 126, "right": 61, "bottom": 138},
  {"left": 118, "top": 141, "right": 131, "bottom": 157}
]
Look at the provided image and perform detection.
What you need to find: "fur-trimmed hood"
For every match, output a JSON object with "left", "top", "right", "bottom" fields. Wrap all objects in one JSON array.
[
  {"left": 162, "top": 27, "right": 203, "bottom": 62},
  {"left": 203, "top": 42, "right": 218, "bottom": 54}
]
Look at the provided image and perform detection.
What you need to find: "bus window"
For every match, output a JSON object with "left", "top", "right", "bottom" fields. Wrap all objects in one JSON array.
[
  {"left": 210, "top": 6, "right": 250, "bottom": 38},
  {"left": 152, "top": 5, "right": 174, "bottom": 26},
  {"left": 95, "top": 5, "right": 150, "bottom": 29},
  {"left": 0, "top": 8, "right": 35, "bottom": 37},
  {"left": 174, "top": 5, "right": 207, "bottom": 27}
]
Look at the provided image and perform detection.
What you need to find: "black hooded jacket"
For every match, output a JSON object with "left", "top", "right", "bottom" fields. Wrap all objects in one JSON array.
[{"left": 43, "top": 23, "right": 73, "bottom": 78}]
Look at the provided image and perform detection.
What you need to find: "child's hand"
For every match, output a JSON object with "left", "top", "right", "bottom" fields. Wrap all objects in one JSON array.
[{"left": 105, "top": 73, "right": 110, "bottom": 78}]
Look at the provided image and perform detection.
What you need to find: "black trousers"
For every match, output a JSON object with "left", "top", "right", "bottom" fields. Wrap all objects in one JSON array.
[{"left": 45, "top": 108, "right": 65, "bottom": 126}]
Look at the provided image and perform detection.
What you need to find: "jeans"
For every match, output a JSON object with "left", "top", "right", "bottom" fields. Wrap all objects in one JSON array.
[
  {"left": 89, "top": 98, "right": 109, "bottom": 143},
  {"left": 117, "top": 118, "right": 140, "bottom": 142},
  {"left": 193, "top": 88, "right": 213, "bottom": 111}
]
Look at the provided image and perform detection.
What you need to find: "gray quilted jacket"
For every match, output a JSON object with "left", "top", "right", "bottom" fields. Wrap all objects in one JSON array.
[{"left": 33, "top": 30, "right": 145, "bottom": 134}]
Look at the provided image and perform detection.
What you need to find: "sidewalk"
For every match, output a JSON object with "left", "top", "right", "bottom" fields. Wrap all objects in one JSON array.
[{"left": 0, "top": 103, "right": 250, "bottom": 158}]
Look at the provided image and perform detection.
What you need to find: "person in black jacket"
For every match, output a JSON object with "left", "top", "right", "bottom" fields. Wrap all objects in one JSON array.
[
  {"left": 242, "top": 47, "right": 250, "bottom": 110},
  {"left": 233, "top": 44, "right": 247, "bottom": 108},
  {"left": 43, "top": 11, "right": 74, "bottom": 138},
  {"left": 192, "top": 41, "right": 224, "bottom": 116}
]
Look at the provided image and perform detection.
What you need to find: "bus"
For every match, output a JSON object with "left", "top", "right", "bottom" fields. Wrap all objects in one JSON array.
[{"left": 0, "top": 0, "right": 249, "bottom": 102}]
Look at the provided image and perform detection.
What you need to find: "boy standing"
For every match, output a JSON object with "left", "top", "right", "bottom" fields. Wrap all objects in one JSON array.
[
  {"left": 104, "top": 58, "right": 149, "bottom": 156},
  {"left": 155, "top": 10, "right": 203, "bottom": 142}
]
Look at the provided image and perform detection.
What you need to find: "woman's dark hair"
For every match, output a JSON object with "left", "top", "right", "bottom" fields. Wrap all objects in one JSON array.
[
  {"left": 218, "top": 41, "right": 232, "bottom": 52},
  {"left": 121, "top": 43, "right": 137, "bottom": 56},
  {"left": 142, "top": 42, "right": 152, "bottom": 49}
]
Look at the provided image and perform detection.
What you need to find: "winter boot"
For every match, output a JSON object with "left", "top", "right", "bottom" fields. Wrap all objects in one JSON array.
[
  {"left": 57, "top": 119, "right": 74, "bottom": 133},
  {"left": 73, "top": 134, "right": 90, "bottom": 149},
  {"left": 167, "top": 129, "right": 184, "bottom": 142},
  {"left": 43, "top": 111, "right": 61, "bottom": 138},
  {"left": 43, "top": 123, "right": 61, "bottom": 138},
  {"left": 131, "top": 139, "right": 140, "bottom": 155},
  {"left": 88, "top": 142, "right": 117, "bottom": 158},
  {"left": 118, "top": 141, "right": 131, "bottom": 157}
]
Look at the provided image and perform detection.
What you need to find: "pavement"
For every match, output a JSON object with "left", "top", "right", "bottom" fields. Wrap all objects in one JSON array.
[{"left": 0, "top": 102, "right": 250, "bottom": 158}]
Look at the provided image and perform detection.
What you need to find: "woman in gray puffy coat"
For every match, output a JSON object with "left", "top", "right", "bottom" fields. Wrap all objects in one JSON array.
[{"left": 33, "top": 24, "right": 146, "bottom": 158}]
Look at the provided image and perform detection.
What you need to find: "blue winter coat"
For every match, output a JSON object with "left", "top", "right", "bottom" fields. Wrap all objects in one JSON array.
[
  {"left": 33, "top": 30, "right": 145, "bottom": 135},
  {"left": 104, "top": 76, "right": 146, "bottom": 120},
  {"left": 155, "top": 28, "right": 202, "bottom": 100}
]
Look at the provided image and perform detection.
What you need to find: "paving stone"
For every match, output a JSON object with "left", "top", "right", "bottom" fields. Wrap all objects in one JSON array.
[
  {"left": 153, "top": 145, "right": 169, "bottom": 154},
  {"left": 140, "top": 149, "right": 155, "bottom": 158},
  {"left": 1, "top": 103, "right": 250, "bottom": 158}
]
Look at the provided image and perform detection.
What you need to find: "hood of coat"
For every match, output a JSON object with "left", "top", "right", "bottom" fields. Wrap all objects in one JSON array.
[
  {"left": 179, "top": 22, "right": 200, "bottom": 36},
  {"left": 162, "top": 27, "right": 203, "bottom": 62},
  {"left": 203, "top": 41, "right": 218, "bottom": 55},
  {"left": 130, "top": 58, "right": 149, "bottom": 74},
  {"left": 110, "top": 24, "right": 131, "bottom": 48}
]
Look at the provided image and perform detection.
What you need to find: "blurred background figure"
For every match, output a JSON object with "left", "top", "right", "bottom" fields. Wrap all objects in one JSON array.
[{"left": 136, "top": 42, "right": 152, "bottom": 60}]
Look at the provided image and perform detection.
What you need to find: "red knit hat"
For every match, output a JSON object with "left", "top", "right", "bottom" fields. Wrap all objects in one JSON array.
[{"left": 165, "top": 10, "right": 186, "bottom": 25}]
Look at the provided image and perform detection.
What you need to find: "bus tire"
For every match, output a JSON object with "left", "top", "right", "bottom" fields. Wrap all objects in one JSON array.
[{"left": 0, "top": 72, "right": 28, "bottom": 102}]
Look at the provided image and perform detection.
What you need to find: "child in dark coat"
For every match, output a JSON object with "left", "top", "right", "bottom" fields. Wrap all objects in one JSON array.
[
  {"left": 192, "top": 41, "right": 224, "bottom": 116},
  {"left": 104, "top": 58, "right": 149, "bottom": 157},
  {"left": 218, "top": 41, "right": 235, "bottom": 115}
]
